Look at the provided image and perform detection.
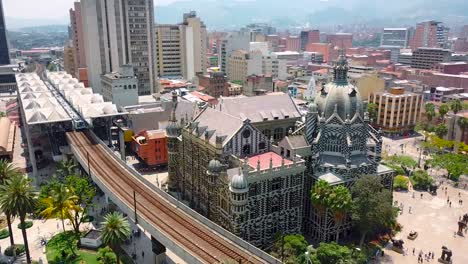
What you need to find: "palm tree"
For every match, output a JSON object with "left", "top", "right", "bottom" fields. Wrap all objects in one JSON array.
[
  {"left": 0, "top": 175, "right": 37, "bottom": 264},
  {"left": 310, "top": 180, "right": 332, "bottom": 213},
  {"left": 101, "top": 212, "right": 131, "bottom": 264},
  {"left": 328, "top": 185, "right": 352, "bottom": 242},
  {"left": 55, "top": 159, "right": 77, "bottom": 179},
  {"left": 438, "top": 103, "right": 449, "bottom": 120},
  {"left": 425, "top": 103, "right": 435, "bottom": 122},
  {"left": 458, "top": 117, "right": 468, "bottom": 143},
  {"left": 40, "top": 183, "right": 80, "bottom": 232},
  {"left": 0, "top": 160, "right": 20, "bottom": 247},
  {"left": 450, "top": 99, "right": 462, "bottom": 114}
]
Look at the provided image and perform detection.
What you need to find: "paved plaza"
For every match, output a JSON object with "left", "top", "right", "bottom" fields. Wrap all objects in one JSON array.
[{"left": 380, "top": 181, "right": 468, "bottom": 263}]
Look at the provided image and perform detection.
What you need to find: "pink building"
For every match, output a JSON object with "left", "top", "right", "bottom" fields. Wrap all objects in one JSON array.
[
  {"left": 411, "top": 21, "right": 448, "bottom": 50},
  {"left": 326, "top": 33, "right": 353, "bottom": 49},
  {"left": 436, "top": 62, "right": 468, "bottom": 75},
  {"left": 453, "top": 38, "right": 468, "bottom": 52},
  {"left": 286, "top": 36, "right": 301, "bottom": 51},
  {"left": 70, "top": 2, "right": 86, "bottom": 77}
]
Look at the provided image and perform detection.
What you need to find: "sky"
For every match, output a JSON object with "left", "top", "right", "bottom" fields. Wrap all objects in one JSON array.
[{"left": 2, "top": 0, "right": 184, "bottom": 19}]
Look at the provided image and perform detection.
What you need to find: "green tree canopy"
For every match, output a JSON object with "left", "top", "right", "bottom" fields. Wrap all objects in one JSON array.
[
  {"left": 427, "top": 153, "right": 468, "bottom": 180},
  {"left": 434, "top": 124, "right": 448, "bottom": 138},
  {"left": 39, "top": 183, "right": 80, "bottom": 232},
  {"left": 450, "top": 99, "right": 462, "bottom": 114},
  {"left": 101, "top": 212, "right": 131, "bottom": 264},
  {"left": 315, "top": 242, "right": 351, "bottom": 264},
  {"left": 272, "top": 234, "right": 308, "bottom": 263},
  {"left": 410, "top": 170, "right": 434, "bottom": 190},
  {"left": 425, "top": 103, "right": 436, "bottom": 122},
  {"left": 351, "top": 175, "right": 397, "bottom": 246},
  {"left": 458, "top": 117, "right": 468, "bottom": 141},
  {"left": 0, "top": 175, "right": 37, "bottom": 264},
  {"left": 393, "top": 175, "right": 409, "bottom": 190},
  {"left": 0, "top": 160, "right": 21, "bottom": 247},
  {"left": 438, "top": 104, "right": 449, "bottom": 120},
  {"left": 367, "top": 103, "right": 378, "bottom": 122}
]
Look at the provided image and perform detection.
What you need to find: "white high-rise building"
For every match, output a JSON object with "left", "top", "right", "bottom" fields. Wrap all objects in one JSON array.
[
  {"left": 180, "top": 11, "right": 207, "bottom": 81},
  {"left": 81, "top": 0, "right": 156, "bottom": 95}
]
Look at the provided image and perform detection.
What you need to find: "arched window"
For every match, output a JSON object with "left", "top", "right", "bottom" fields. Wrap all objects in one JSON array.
[
  {"left": 242, "top": 144, "right": 251, "bottom": 156},
  {"left": 123, "top": 85, "right": 127, "bottom": 89},
  {"left": 262, "top": 129, "right": 271, "bottom": 139}
]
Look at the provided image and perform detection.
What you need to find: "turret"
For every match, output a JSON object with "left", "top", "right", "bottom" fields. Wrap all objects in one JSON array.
[
  {"left": 229, "top": 161, "right": 249, "bottom": 236},
  {"left": 166, "top": 91, "right": 181, "bottom": 192}
]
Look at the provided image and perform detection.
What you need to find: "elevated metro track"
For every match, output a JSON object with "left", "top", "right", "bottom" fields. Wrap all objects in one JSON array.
[{"left": 67, "top": 130, "right": 279, "bottom": 264}]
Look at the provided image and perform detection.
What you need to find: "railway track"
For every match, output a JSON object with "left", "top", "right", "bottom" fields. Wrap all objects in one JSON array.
[{"left": 67, "top": 131, "right": 265, "bottom": 264}]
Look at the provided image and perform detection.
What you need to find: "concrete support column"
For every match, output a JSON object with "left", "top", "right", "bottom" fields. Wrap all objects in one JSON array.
[
  {"left": 119, "top": 129, "right": 125, "bottom": 161},
  {"left": 151, "top": 236, "right": 166, "bottom": 264},
  {"left": 24, "top": 124, "right": 38, "bottom": 179}
]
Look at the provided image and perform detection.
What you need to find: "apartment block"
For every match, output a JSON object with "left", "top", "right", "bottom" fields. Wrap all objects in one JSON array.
[
  {"left": 180, "top": 11, "right": 207, "bottom": 81},
  {"left": 411, "top": 21, "right": 449, "bottom": 49},
  {"left": 411, "top": 47, "right": 451, "bottom": 69},
  {"left": 155, "top": 24, "right": 182, "bottom": 78},
  {"left": 326, "top": 33, "right": 353, "bottom": 49}
]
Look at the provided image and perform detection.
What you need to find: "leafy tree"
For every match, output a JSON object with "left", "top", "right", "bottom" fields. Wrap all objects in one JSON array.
[
  {"left": 367, "top": 103, "right": 378, "bottom": 122},
  {"left": 0, "top": 175, "right": 37, "bottom": 264},
  {"left": 438, "top": 104, "right": 449, "bottom": 120},
  {"left": 409, "top": 170, "right": 433, "bottom": 190},
  {"left": 272, "top": 234, "right": 308, "bottom": 263},
  {"left": 393, "top": 175, "right": 409, "bottom": 190},
  {"left": 434, "top": 124, "right": 448, "bottom": 138},
  {"left": 0, "top": 160, "right": 20, "bottom": 248},
  {"left": 425, "top": 103, "right": 436, "bottom": 122},
  {"left": 315, "top": 242, "right": 351, "bottom": 264},
  {"left": 0, "top": 112, "right": 5, "bottom": 117},
  {"left": 101, "top": 212, "right": 131, "bottom": 264},
  {"left": 55, "top": 159, "right": 77, "bottom": 179},
  {"left": 427, "top": 153, "right": 468, "bottom": 180},
  {"left": 310, "top": 180, "right": 332, "bottom": 213},
  {"left": 462, "top": 102, "right": 468, "bottom": 110},
  {"left": 351, "top": 175, "right": 397, "bottom": 247},
  {"left": 450, "top": 99, "right": 462, "bottom": 114},
  {"left": 65, "top": 175, "right": 96, "bottom": 233},
  {"left": 46, "top": 231, "right": 79, "bottom": 261},
  {"left": 40, "top": 183, "right": 80, "bottom": 232},
  {"left": 458, "top": 117, "right": 468, "bottom": 143},
  {"left": 328, "top": 186, "right": 352, "bottom": 242},
  {"left": 97, "top": 247, "right": 117, "bottom": 264}
]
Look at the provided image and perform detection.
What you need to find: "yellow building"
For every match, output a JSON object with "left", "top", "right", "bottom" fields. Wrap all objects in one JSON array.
[
  {"left": 369, "top": 87, "right": 423, "bottom": 134},
  {"left": 351, "top": 73, "right": 385, "bottom": 100}
]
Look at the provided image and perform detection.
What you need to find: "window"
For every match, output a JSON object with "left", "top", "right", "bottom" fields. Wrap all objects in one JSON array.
[
  {"left": 259, "top": 142, "right": 266, "bottom": 150},
  {"left": 272, "top": 178, "right": 281, "bottom": 191},
  {"left": 271, "top": 197, "right": 280, "bottom": 213},
  {"left": 273, "top": 127, "right": 284, "bottom": 140},
  {"left": 286, "top": 149, "right": 291, "bottom": 158},
  {"left": 242, "top": 144, "right": 251, "bottom": 155},
  {"left": 242, "top": 129, "right": 251, "bottom": 138}
]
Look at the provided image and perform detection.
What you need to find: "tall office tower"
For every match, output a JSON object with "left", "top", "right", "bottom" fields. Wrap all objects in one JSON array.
[
  {"left": 380, "top": 28, "right": 410, "bottom": 63},
  {"left": 411, "top": 21, "right": 449, "bottom": 49},
  {"left": 155, "top": 24, "right": 182, "bottom": 78},
  {"left": 0, "top": 0, "right": 10, "bottom": 65},
  {"left": 69, "top": 2, "right": 87, "bottom": 77},
  {"left": 300, "top": 30, "right": 320, "bottom": 51},
  {"left": 81, "top": 0, "right": 156, "bottom": 95},
  {"left": 180, "top": 11, "right": 207, "bottom": 81},
  {"left": 286, "top": 36, "right": 301, "bottom": 51},
  {"left": 411, "top": 47, "right": 452, "bottom": 69}
]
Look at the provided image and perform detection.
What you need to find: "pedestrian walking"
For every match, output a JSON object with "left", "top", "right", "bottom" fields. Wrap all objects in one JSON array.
[
  {"left": 409, "top": 206, "right": 412, "bottom": 214},
  {"left": 421, "top": 193, "right": 423, "bottom": 199},
  {"left": 413, "top": 248, "right": 415, "bottom": 255},
  {"left": 142, "top": 251, "right": 145, "bottom": 259},
  {"left": 432, "top": 252, "right": 435, "bottom": 259},
  {"left": 450, "top": 201, "right": 452, "bottom": 207}
]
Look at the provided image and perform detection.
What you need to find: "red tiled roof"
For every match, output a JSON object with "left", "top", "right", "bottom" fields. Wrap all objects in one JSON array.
[{"left": 247, "top": 152, "right": 293, "bottom": 170}]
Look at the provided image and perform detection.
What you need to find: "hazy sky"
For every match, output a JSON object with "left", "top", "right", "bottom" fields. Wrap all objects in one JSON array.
[{"left": 3, "top": 0, "right": 183, "bottom": 19}]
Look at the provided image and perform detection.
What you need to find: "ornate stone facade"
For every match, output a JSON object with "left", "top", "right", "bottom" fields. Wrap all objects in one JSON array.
[{"left": 166, "top": 54, "right": 394, "bottom": 248}]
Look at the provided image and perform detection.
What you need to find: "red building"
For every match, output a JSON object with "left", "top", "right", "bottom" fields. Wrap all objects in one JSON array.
[
  {"left": 436, "top": 62, "right": 468, "bottom": 75},
  {"left": 306, "top": 43, "right": 332, "bottom": 62},
  {"left": 197, "top": 71, "right": 228, "bottom": 98},
  {"left": 132, "top": 130, "right": 167, "bottom": 166},
  {"left": 326, "top": 33, "right": 353, "bottom": 49},
  {"left": 453, "top": 38, "right": 468, "bottom": 52}
]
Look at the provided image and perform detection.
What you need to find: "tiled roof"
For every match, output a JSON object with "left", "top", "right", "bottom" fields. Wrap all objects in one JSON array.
[{"left": 246, "top": 152, "right": 293, "bottom": 170}]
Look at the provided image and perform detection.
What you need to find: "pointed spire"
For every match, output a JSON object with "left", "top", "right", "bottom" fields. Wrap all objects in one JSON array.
[
  {"left": 281, "top": 155, "right": 285, "bottom": 167},
  {"left": 269, "top": 154, "right": 273, "bottom": 169},
  {"left": 257, "top": 157, "right": 261, "bottom": 171}
]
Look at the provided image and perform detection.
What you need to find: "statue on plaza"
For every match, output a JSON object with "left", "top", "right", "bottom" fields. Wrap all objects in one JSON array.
[{"left": 439, "top": 246, "right": 453, "bottom": 264}]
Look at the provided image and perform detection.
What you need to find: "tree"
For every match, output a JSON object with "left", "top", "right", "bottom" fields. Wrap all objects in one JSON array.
[
  {"left": 310, "top": 180, "right": 332, "bottom": 213},
  {"left": 438, "top": 104, "right": 449, "bottom": 120},
  {"left": 97, "top": 247, "right": 117, "bottom": 264},
  {"left": 385, "top": 155, "right": 417, "bottom": 175},
  {"left": 410, "top": 170, "right": 434, "bottom": 190},
  {"left": 0, "top": 160, "right": 20, "bottom": 248},
  {"left": 271, "top": 234, "right": 308, "bottom": 263},
  {"left": 65, "top": 175, "right": 96, "bottom": 234},
  {"left": 315, "top": 242, "right": 351, "bottom": 264},
  {"left": 101, "top": 212, "right": 131, "bottom": 264},
  {"left": 40, "top": 183, "right": 80, "bottom": 232},
  {"left": 450, "top": 99, "right": 462, "bottom": 114},
  {"left": 458, "top": 117, "right": 468, "bottom": 143},
  {"left": 434, "top": 124, "right": 448, "bottom": 139},
  {"left": 367, "top": 103, "right": 378, "bottom": 122},
  {"left": 428, "top": 153, "right": 468, "bottom": 180},
  {"left": 425, "top": 103, "right": 436, "bottom": 122},
  {"left": 328, "top": 186, "right": 352, "bottom": 242},
  {"left": 0, "top": 175, "right": 37, "bottom": 264},
  {"left": 0, "top": 112, "right": 5, "bottom": 117},
  {"left": 351, "top": 175, "right": 397, "bottom": 247},
  {"left": 55, "top": 159, "right": 77, "bottom": 179},
  {"left": 393, "top": 175, "right": 409, "bottom": 190}
]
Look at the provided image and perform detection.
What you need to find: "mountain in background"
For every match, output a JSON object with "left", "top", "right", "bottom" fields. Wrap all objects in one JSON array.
[
  {"left": 5, "top": 17, "right": 68, "bottom": 30},
  {"left": 155, "top": 0, "right": 468, "bottom": 29}
]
